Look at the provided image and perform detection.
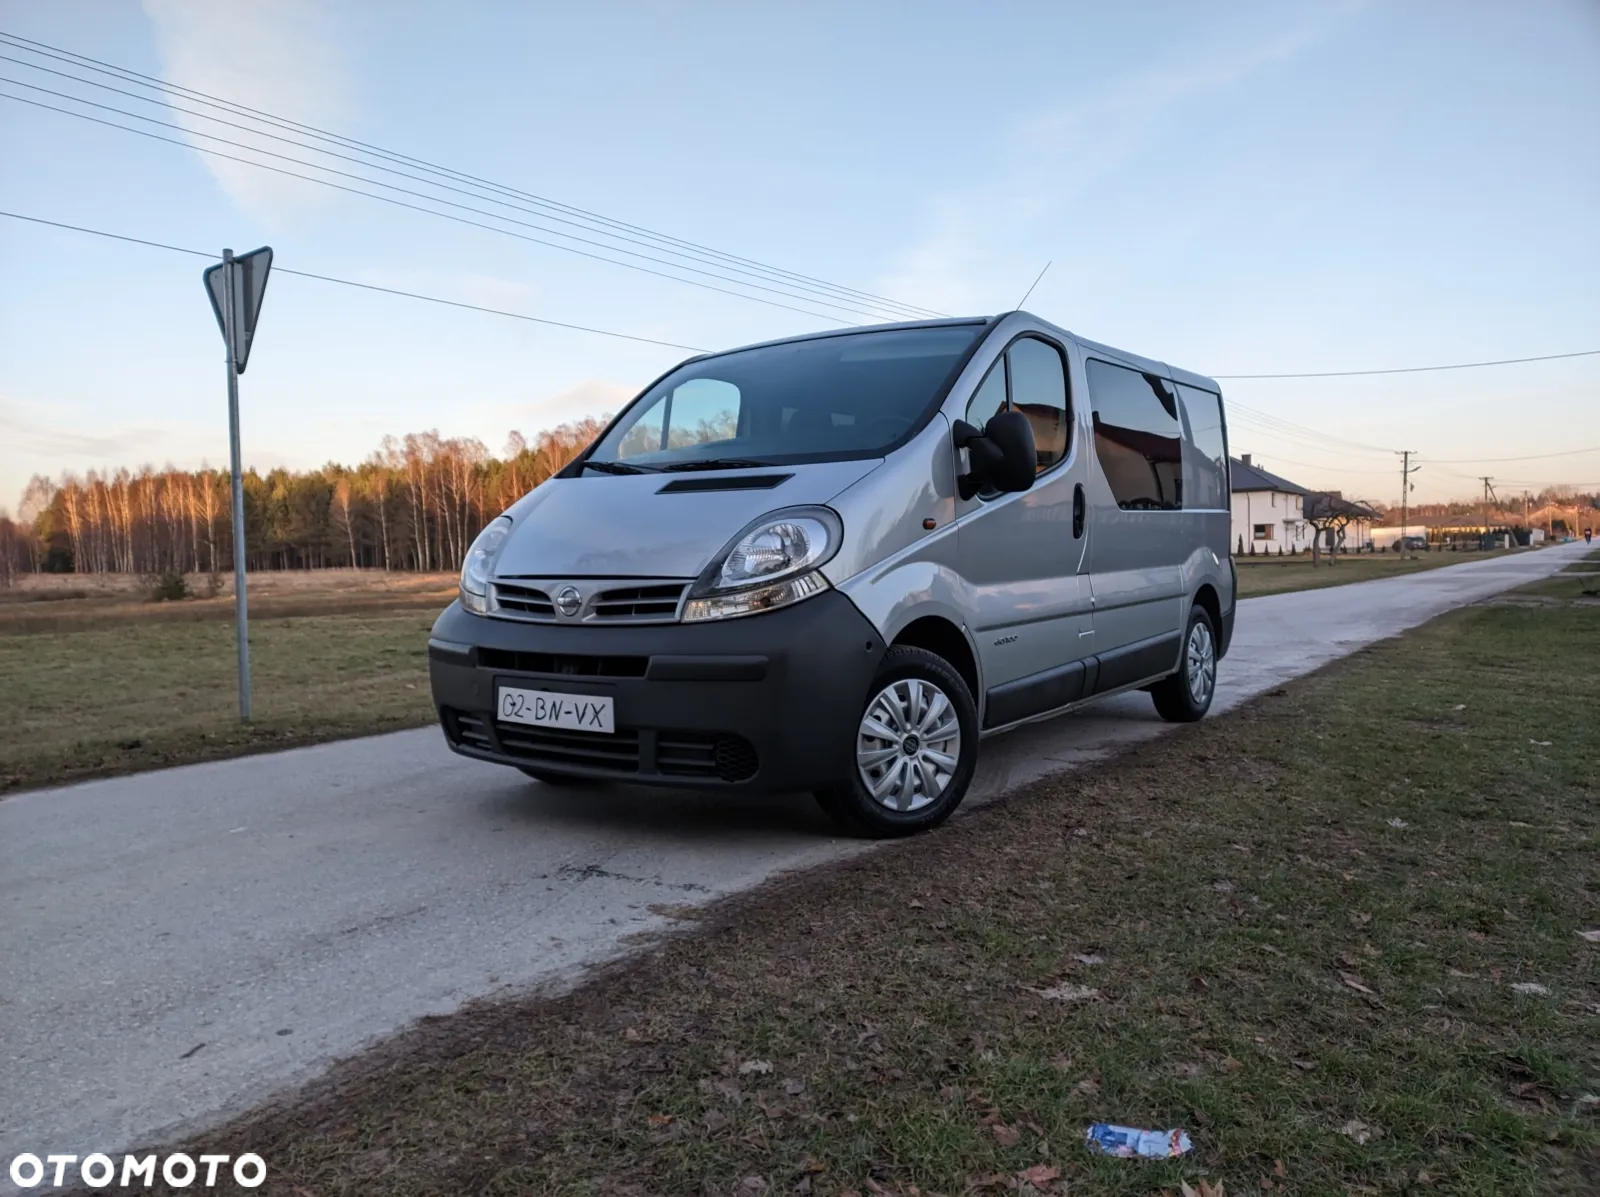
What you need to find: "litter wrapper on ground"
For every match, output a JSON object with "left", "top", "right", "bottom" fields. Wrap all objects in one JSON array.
[{"left": 1085, "top": 1123, "right": 1194, "bottom": 1158}]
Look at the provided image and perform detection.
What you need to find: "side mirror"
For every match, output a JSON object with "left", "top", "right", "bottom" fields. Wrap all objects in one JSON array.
[{"left": 954, "top": 410, "right": 1036, "bottom": 499}]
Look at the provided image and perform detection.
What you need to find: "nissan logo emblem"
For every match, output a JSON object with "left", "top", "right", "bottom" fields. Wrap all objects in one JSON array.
[{"left": 554, "top": 586, "right": 583, "bottom": 618}]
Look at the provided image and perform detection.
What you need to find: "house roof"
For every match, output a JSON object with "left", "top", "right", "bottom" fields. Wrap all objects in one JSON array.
[{"left": 1229, "top": 457, "right": 1307, "bottom": 496}]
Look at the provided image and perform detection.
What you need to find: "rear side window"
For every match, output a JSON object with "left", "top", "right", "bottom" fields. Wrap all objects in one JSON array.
[
  {"left": 963, "top": 336, "right": 1071, "bottom": 474},
  {"left": 1086, "top": 359, "right": 1183, "bottom": 510},
  {"left": 1176, "top": 384, "right": 1228, "bottom": 510}
]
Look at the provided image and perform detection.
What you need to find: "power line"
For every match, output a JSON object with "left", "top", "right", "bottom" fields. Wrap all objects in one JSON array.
[
  {"left": 0, "top": 71, "right": 930, "bottom": 324},
  {"left": 0, "top": 88, "right": 888, "bottom": 326},
  {"left": 1230, "top": 451, "right": 1399, "bottom": 476},
  {"left": 8, "top": 208, "right": 1600, "bottom": 416},
  {"left": 1228, "top": 402, "right": 1395, "bottom": 456},
  {"left": 0, "top": 210, "right": 710, "bottom": 352},
  {"left": 1423, "top": 445, "right": 1600, "bottom": 464},
  {"left": 0, "top": 54, "right": 936, "bottom": 322},
  {"left": 1215, "top": 348, "right": 1600, "bottom": 379},
  {"left": 0, "top": 29, "right": 944, "bottom": 322}
]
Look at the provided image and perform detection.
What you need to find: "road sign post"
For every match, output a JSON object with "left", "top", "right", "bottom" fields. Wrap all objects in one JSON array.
[{"left": 204, "top": 246, "right": 272, "bottom": 721}]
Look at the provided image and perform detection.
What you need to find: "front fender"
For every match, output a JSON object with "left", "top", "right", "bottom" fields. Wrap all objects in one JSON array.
[{"left": 835, "top": 556, "right": 984, "bottom": 693}]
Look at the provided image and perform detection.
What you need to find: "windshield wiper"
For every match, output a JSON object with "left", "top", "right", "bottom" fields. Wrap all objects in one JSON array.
[
  {"left": 581, "top": 459, "right": 656, "bottom": 475},
  {"left": 659, "top": 458, "right": 777, "bottom": 472}
]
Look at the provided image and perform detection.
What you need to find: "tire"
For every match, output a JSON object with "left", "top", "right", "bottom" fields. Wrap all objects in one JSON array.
[
  {"left": 1150, "top": 605, "right": 1218, "bottom": 723},
  {"left": 813, "top": 645, "right": 979, "bottom": 838},
  {"left": 517, "top": 766, "right": 604, "bottom": 787}
]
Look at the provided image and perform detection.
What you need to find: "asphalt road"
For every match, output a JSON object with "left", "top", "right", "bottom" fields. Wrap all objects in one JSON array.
[{"left": 1, "top": 544, "right": 1585, "bottom": 1172}]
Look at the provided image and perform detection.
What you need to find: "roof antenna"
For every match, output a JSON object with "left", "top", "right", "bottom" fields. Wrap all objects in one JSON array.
[{"left": 1015, "top": 260, "right": 1051, "bottom": 310}]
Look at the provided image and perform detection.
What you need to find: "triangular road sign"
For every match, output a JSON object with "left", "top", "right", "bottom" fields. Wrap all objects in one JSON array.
[{"left": 204, "top": 246, "right": 273, "bottom": 373}]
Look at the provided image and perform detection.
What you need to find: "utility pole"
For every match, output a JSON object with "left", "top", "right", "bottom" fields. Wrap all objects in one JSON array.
[
  {"left": 1397, "top": 450, "right": 1421, "bottom": 555},
  {"left": 1480, "top": 475, "right": 1496, "bottom": 547}
]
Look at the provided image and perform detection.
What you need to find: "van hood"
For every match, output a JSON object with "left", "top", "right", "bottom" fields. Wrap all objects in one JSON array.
[{"left": 493, "top": 459, "right": 884, "bottom": 579}]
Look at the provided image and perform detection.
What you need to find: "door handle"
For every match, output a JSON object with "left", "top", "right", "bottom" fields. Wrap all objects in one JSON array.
[{"left": 1072, "top": 483, "right": 1085, "bottom": 539}]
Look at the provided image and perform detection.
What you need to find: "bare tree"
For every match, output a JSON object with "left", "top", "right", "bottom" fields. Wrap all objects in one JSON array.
[{"left": 1305, "top": 492, "right": 1377, "bottom": 566}]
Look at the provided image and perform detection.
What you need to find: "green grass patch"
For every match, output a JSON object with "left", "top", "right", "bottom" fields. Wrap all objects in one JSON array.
[
  {"left": 1233, "top": 548, "right": 1523, "bottom": 598},
  {"left": 124, "top": 594, "right": 1599, "bottom": 1195}
]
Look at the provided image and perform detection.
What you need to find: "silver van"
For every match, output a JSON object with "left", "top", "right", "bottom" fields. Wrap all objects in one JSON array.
[{"left": 429, "top": 312, "right": 1235, "bottom": 836}]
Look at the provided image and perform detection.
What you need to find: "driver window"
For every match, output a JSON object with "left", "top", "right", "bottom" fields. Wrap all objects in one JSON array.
[
  {"left": 965, "top": 360, "right": 1007, "bottom": 430},
  {"left": 963, "top": 337, "right": 1070, "bottom": 473}
]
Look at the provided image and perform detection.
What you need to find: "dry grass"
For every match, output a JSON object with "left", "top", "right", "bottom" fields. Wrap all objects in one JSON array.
[
  {"left": 0, "top": 570, "right": 457, "bottom": 632},
  {"left": 0, "top": 607, "right": 439, "bottom": 794},
  {"left": 0, "top": 571, "right": 453, "bottom": 793},
  {"left": 108, "top": 591, "right": 1599, "bottom": 1196},
  {"left": 1234, "top": 548, "right": 1525, "bottom": 598}
]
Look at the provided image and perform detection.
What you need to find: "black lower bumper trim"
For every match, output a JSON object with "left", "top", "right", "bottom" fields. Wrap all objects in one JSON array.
[{"left": 428, "top": 590, "right": 884, "bottom": 792}]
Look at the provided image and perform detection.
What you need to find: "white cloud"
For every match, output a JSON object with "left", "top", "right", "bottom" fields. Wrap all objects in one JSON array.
[
  {"left": 872, "top": 20, "right": 1338, "bottom": 318},
  {"left": 141, "top": 0, "right": 353, "bottom": 224}
]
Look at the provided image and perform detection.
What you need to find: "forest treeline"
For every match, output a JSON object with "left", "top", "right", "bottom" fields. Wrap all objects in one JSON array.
[
  {"left": 0, "top": 421, "right": 1594, "bottom": 587},
  {"left": 0, "top": 418, "right": 606, "bottom": 584}
]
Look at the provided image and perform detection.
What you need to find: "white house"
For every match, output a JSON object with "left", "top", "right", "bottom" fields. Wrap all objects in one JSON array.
[{"left": 1230, "top": 455, "right": 1311, "bottom": 554}]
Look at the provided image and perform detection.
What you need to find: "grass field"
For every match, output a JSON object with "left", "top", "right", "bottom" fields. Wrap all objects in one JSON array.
[
  {"left": 126, "top": 581, "right": 1599, "bottom": 1195},
  {"left": 0, "top": 552, "right": 1563, "bottom": 795},
  {"left": 1233, "top": 547, "right": 1524, "bottom": 598},
  {"left": 0, "top": 571, "right": 452, "bottom": 794}
]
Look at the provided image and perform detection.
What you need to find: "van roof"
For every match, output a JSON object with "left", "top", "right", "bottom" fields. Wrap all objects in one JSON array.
[{"left": 704, "top": 313, "right": 1222, "bottom": 393}]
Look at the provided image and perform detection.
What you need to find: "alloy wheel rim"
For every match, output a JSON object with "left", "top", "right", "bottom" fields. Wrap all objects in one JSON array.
[
  {"left": 1187, "top": 620, "right": 1216, "bottom": 706},
  {"left": 855, "top": 678, "right": 962, "bottom": 813}
]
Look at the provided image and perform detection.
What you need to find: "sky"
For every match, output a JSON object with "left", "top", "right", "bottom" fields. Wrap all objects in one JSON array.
[{"left": 1, "top": 0, "right": 1597, "bottom": 511}]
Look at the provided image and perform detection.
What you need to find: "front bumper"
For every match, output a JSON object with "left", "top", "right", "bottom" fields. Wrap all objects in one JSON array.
[{"left": 428, "top": 589, "right": 886, "bottom": 792}]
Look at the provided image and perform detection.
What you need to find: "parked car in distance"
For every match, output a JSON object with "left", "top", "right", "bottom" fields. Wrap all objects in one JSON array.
[
  {"left": 428, "top": 312, "right": 1236, "bottom": 837},
  {"left": 1396, "top": 535, "right": 1428, "bottom": 551}
]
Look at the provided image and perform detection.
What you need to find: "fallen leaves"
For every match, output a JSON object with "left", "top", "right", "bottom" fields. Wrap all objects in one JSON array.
[
  {"left": 1339, "top": 1118, "right": 1378, "bottom": 1144},
  {"left": 1032, "top": 982, "right": 1099, "bottom": 1002},
  {"left": 1071, "top": 952, "right": 1104, "bottom": 966},
  {"left": 990, "top": 1123, "right": 1021, "bottom": 1147},
  {"left": 738, "top": 1059, "right": 774, "bottom": 1075},
  {"left": 1179, "top": 1181, "right": 1227, "bottom": 1197},
  {"left": 1510, "top": 981, "right": 1552, "bottom": 996},
  {"left": 1577, "top": 929, "right": 1600, "bottom": 943},
  {"left": 1339, "top": 971, "right": 1378, "bottom": 996}
]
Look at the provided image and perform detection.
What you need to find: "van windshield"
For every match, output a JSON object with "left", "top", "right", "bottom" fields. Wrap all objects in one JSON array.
[{"left": 585, "top": 324, "right": 986, "bottom": 470}]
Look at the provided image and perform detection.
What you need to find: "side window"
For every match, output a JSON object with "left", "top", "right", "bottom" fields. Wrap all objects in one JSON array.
[
  {"left": 1177, "top": 384, "right": 1227, "bottom": 510},
  {"left": 1085, "top": 359, "right": 1183, "bottom": 510},
  {"left": 1007, "top": 337, "right": 1069, "bottom": 471},
  {"left": 962, "top": 337, "right": 1071, "bottom": 475}
]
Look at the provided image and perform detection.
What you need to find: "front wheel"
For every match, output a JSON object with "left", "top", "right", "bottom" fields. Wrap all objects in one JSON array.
[
  {"left": 1150, "top": 606, "right": 1218, "bottom": 723},
  {"left": 814, "top": 646, "right": 979, "bottom": 838}
]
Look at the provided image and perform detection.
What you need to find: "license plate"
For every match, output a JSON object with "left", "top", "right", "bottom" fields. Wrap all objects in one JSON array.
[{"left": 496, "top": 686, "right": 615, "bottom": 733}]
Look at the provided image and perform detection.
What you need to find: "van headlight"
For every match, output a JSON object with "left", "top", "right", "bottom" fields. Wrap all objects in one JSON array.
[
  {"left": 682, "top": 507, "right": 841, "bottom": 623},
  {"left": 460, "top": 516, "right": 512, "bottom": 615}
]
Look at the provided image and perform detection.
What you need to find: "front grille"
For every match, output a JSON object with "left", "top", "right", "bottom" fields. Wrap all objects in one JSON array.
[
  {"left": 495, "top": 724, "right": 643, "bottom": 773},
  {"left": 493, "top": 582, "right": 555, "bottom": 616},
  {"left": 590, "top": 583, "right": 687, "bottom": 621},
  {"left": 657, "top": 731, "right": 760, "bottom": 783},
  {"left": 478, "top": 648, "right": 648, "bottom": 678},
  {"left": 444, "top": 707, "right": 759, "bottom": 783},
  {"left": 446, "top": 709, "right": 493, "bottom": 751},
  {"left": 489, "top": 580, "right": 688, "bottom": 623}
]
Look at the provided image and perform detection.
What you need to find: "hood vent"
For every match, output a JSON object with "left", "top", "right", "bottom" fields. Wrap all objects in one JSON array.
[{"left": 656, "top": 473, "right": 792, "bottom": 494}]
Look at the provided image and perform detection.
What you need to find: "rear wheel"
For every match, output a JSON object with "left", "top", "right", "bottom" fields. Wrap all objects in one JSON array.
[
  {"left": 517, "top": 766, "right": 604, "bottom": 787},
  {"left": 1150, "top": 606, "right": 1217, "bottom": 723},
  {"left": 814, "top": 645, "right": 978, "bottom": 838}
]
